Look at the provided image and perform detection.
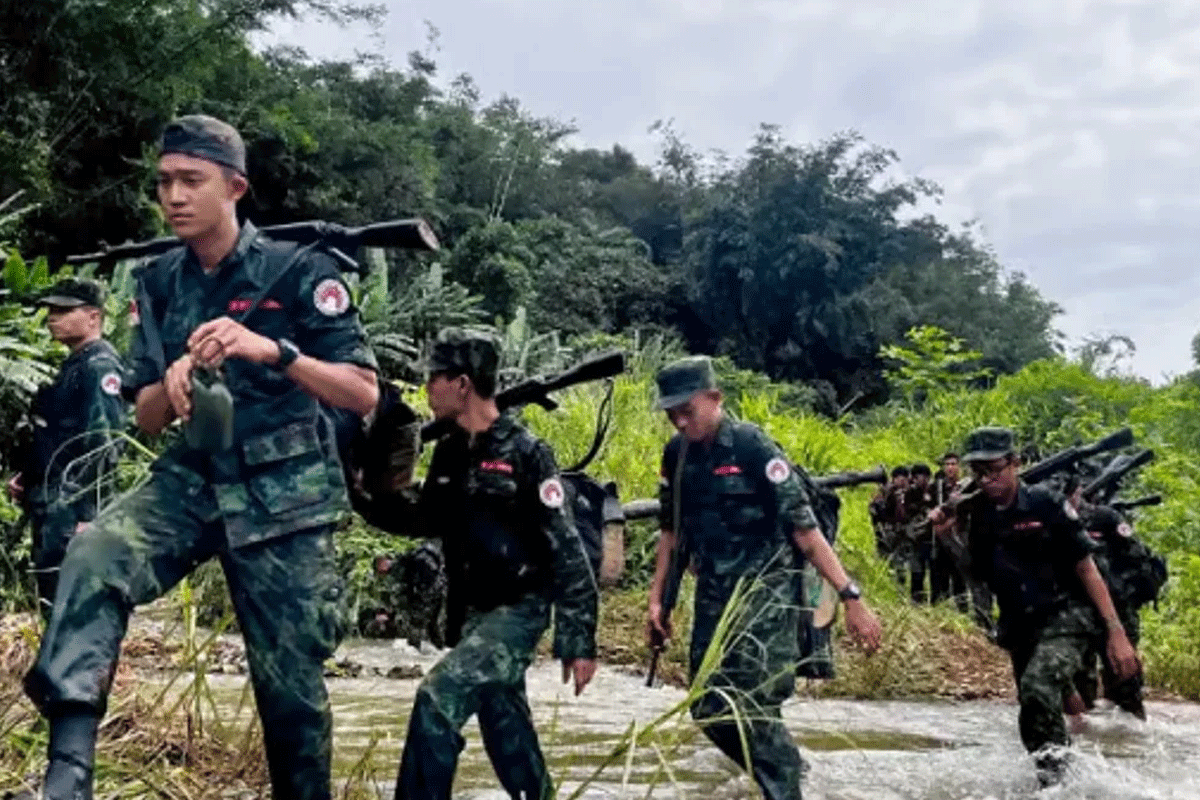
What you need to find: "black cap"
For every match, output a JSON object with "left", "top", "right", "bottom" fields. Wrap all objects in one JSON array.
[
  {"left": 423, "top": 328, "right": 500, "bottom": 396},
  {"left": 654, "top": 356, "right": 717, "bottom": 410},
  {"left": 160, "top": 114, "right": 247, "bottom": 175},
  {"left": 963, "top": 427, "right": 1016, "bottom": 462},
  {"left": 39, "top": 278, "right": 106, "bottom": 309}
]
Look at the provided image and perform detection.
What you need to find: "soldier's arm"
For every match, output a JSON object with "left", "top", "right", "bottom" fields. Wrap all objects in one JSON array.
[{"left": 533, "top": 441, "right": 598, "bottom": 662}]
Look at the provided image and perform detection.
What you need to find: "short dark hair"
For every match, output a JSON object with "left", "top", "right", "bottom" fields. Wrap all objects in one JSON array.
[
  {"left": 911, "top": 463, "right": 932, "bottom": 478},
  {"left": 891, "top": 465, "right": 910, "bottom": 478},
  {"left": 941, "top": 452, "right": 959, "bottom": 463}
]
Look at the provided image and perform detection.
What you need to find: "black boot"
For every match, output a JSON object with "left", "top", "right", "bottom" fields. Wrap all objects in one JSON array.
[{"left": 42, "top": 709, "right": 99, "bottom": 800}]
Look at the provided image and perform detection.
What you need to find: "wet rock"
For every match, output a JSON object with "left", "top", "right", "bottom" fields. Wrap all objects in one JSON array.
[{"left": 386, "top": 664, "right": 424, "bottom": 680}]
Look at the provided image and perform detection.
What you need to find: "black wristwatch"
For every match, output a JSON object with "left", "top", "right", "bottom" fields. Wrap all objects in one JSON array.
[
  {"left": 275, "top": 338, "right": 301, "bottom": 371},
  {"left": 837, "top": 580, "right": 863, "bottom": 602}
]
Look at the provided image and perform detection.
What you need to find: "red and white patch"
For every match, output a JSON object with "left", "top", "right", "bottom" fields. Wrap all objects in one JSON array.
[
  {"left": 765, "top": 457, "right": 790, "bottom": 484},
  {"left": 714, "top": 464, "right": 743, "bottom": 476},
  {"left": 539, "top": 477, "right": 566, "bottom": 509},
  {"left": 1117, "top": 522, "right": 1134, "bottom": 538},
  {"left": 100, "top": 372, "right": 122, "bottom": 396},
  {"left": 228, "top": 297, "right": 283, "bottom": 313},
  {"left": 480, "top": 460, "right": 514, "bottom": 474},
  {"left": 313, "top": 278, "right": 350, "bottom": 317},
  {"left": 128, "top": 299, "right": 139, "bottom": 325}
]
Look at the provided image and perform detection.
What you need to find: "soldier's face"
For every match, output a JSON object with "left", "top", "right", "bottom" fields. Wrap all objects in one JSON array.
[
  {"left": 45, "top": 305, "right": 97, "bottom": 345},
  {"left": 943, "top": 458, "right": 960, "bottom": 480},
  {"left": 425, "top": 371, "right": 468, "bottom": 420},
  {"left": 157, "top": 153, "right": 246, "bottom": 240},
  {"left": 970, "top": 456, "right": 1018, "bottom": 501},
  {"left": 664, "top": 390, "right": 722, "bottom": 442}
]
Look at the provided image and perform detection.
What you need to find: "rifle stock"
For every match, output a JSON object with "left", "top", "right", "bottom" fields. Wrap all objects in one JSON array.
[
  {"left": 65, "top": 217, "right": 440, "bottom": 270},
  {"left": 1110, "top": 494, "right": 1162, "bottom": 512},
  {"left": 1081, "top": 448, "right": 1154, "bottom": 502},
  {"left": 419, "top": 351, "right": 627, "bottom": 443}
]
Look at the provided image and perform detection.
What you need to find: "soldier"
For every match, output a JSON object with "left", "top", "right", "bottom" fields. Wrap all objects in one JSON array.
[
  {"left": 874, "top": 465, "right": 909, "bottom": 584},
  {"left": 393, "top": 329, "right": 597, "bottom": 800},
  {"left": 646, "top": 356, "right": 881, "bottom": 800},
  {"left": 1063, "top": 477, "right": 1154, "bottom": 721},
  {"left": 5, "top": 278, "right": 126, "bottom": 617},
  {"left": 904, "top": 463, "right": 935, "bottom": 603},
  {"left": 932, "top": 427, "right": 1138, "bottom": 787},
  {"left": 931, "top": 451, "right": 995, "bottom": 632},
  {"left": 22, "top": 115, "right": 379, "bottom": 800}
]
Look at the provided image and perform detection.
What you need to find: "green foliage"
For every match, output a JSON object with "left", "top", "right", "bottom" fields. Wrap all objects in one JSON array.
[{"left": 880, "top": 325, "right": 992, "bottom": 405}]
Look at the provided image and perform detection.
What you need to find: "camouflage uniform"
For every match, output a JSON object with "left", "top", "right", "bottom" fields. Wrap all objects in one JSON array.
[
  {"left": 23, "top": 280, "right": 126, "bottom": 614},
  {"left": 394, "top": 330, "right": 597, "bottom": 800},
  {"left": 658, "top": 403, "right": 817, "bottom": 800},
  {"left": 1072, "top": 504, "right": 1149, "bottom": 717},
  {"left": 902, "top": 476, "right": 935, "bottom": 604},
  {"left": 24, "top": 118, "right": 376, "bottom": 800},
  {"left": 962, "top": 428, "right": 1099, "bottom": 776}
]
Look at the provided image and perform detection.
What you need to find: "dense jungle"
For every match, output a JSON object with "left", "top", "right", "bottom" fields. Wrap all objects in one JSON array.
[{"left": 1, "top": 1, "right": 1197, "bottom": 798}]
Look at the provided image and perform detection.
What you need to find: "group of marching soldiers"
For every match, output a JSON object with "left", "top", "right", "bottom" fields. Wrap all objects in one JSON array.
[{"left": 869, "top": 454, "right": 995, "bottom": 630}]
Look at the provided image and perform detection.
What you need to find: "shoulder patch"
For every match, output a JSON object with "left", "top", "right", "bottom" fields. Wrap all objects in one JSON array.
[
  {"left": 100, "top": 372, "right": 122, "bottom": 396},
  {"left": 1063, "top": 500, "right": 1079, "bottom": 521},
  {"left": 765, "top": 457, "right": 791, "bottom": 484},
  {"left": 313, "top": 278, "right": 351, "bottom": 317},
  {"left": 1117, "top": 522, "right": 1134, "bottom": 538},
  {"left": 539, "top": 477, "right": 566, "bottom": 509}
]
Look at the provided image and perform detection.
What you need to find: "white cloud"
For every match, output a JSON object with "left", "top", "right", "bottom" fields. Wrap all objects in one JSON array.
[{"left": 260, "top": 0, "right": 1200, "bottom": 380}]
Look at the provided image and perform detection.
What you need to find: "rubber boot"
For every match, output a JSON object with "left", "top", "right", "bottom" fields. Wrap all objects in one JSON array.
[{"left": 42, "top": 710, "right": 99, "bottom": 800}]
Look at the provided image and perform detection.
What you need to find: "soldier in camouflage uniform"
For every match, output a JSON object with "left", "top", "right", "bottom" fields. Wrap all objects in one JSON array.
[
  {"left": 393, "top": 329, "right": 598, "bottom": 800},
  {"left": 647, "top": 357, "right": 881, "bottom": 800},
  {"left": 22, "top": 115, "right": 379, "bottom": 800},
  {"left": 6, "top": 278, "right": 126, "bottom": 617},
  {"left": 932, "top": 427, "right": 1139, "bottom": 787},
  {"left": 904, "top": 463, "right": 935, "bottom": 603}
]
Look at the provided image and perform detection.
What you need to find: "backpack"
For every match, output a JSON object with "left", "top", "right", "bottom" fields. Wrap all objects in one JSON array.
[{"left": 560, "top": 472, "right": 617, "bottom": 585}]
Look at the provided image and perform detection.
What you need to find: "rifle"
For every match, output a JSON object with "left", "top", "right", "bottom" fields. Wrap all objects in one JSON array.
[
  {"left": 939, "top": 427, "right": 1136, "bottom": 514},
  {"left": 65, "top": 218, "right": 440, "bottom": 274},
  {"left": 419, "top": 351, "right": 627, "bottom": 443},
  {"left": 621, "top": 465, "right": 887, "bottom": 522},
  {"left": 1110, "top": 495, "right": 1163, "bottom": 513},
  {"left": 1081, "top": 449, "right": 1155, "bottom": 503}
]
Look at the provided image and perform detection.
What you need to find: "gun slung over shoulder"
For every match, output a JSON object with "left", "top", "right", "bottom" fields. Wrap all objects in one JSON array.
[
  {"left": 622, "top": 466, "right": 886, "bottom": 521},
  {"left": 65, "top": 218, "right": 441, "bottom": 271}
]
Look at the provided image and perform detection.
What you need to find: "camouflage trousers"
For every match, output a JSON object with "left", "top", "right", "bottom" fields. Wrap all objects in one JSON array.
[
  {"left": 691, "top": 564, "right": 805, "bottom": 800},
  {"left": 394, "top": 593, "right": 552, "bottom": 800},
  {"left": 23, "top": 467, "right": 347, "bottom": 800},
  {"left": 1073, "top": 608, "right": 1143, "bottom": 716},
  {"left": 1006, "top": 607, "right": 1095, "bottom": 755}
]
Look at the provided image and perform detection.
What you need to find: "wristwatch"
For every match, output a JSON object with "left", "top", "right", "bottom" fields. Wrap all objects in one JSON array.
[
  {"left": 274, "top": 338, "right": 301, "bottom": 371},
  {"left": 837, "top": 580, "right": 863, "bottom": 602}
]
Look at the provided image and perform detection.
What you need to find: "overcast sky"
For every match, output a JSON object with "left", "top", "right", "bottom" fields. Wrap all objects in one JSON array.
[{"left": 263, "top": 0, "right": 1200, "bottom": 382}]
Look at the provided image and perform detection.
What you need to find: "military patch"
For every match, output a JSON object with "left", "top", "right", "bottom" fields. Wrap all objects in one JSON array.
[
  {"left": 314, "top": 278, "right": 351, "bottom": 316},
  {"left": 1063, "top": 500, "right": 1079, "bottom": 521},
  {"left": 765, "top": 457, "right": 790, "bottom": 484},
  {"left": 539, "top": 477, "right": 565, "bottom": 509},
  {"left": 100, "top": 372, "right": 122, "bottom": 396},
  {"left": 1117, "top": 522, "right": 1134, "bottom": 538},
  {"left": 713, "top": 464, "right": 742, "bottom": 476},
  {"left": 479, "top": 460, "right": 514, "bottom": 474}
]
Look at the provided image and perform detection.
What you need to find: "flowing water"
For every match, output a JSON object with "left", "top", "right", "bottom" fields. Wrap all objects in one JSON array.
[{"left": 156, "top": 635, "right": 1200, "bottom": 800}]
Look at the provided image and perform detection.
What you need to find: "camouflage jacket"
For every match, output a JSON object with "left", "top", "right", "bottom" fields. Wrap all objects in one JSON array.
[
  {"left": 658, "top": 415, "right": 818, "bottom": 591},
  {"left": 27, "top": 338, "right": 127, "bottom": 519},
  {"left": 125, "top": 222, "right": 377, "bottom": 547},
  {"left": 420, "top": 414, "right": 598, "bottom": 660}
]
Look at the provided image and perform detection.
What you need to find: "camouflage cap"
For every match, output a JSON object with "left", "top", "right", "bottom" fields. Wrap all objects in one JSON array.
[
  {"left": 424, "top": 328, "right": 500, "bottom": 391},
  {"left": 160, "top": 114, "right": 246, "bottom": 175},
  {"left": 39, "top": 277, "right": 106, "bottom": 309},
  {"left": 655, "top": 356, "right": 717, "bottom": 410},
  {"left": 962, "top": 427, "right": 1016, "bottom": 463}
]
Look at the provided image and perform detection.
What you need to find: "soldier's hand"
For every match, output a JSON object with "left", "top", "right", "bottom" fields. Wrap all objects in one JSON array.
[
  {"left": 844, "top": 600, "right": 883, "bottom": 654},
  {"left": 646, "top": 601, "right": 671, "bottom": 647},
  {"left": 562, "top": 658, "right": 596, "bottom": 696},
  {"left": 188, "top": 317, "right": 277, "bottom": 367},
  {"left": 1106, "top": 628, "right": 1141, "bottom": 682},
  {"left": 164, "top": 353, "right": 196, "bottom": 420},
  {"left": 6, "top": 473, "right": 22, "bottom": 502}
]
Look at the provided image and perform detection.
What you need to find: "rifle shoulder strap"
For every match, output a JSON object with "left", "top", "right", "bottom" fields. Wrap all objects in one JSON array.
[
  {"left": 672, "top": 435, "right": 688, "bottom": 542},
  {"left": 234, "top": 240, "right": 318, "bottom": 325}
]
